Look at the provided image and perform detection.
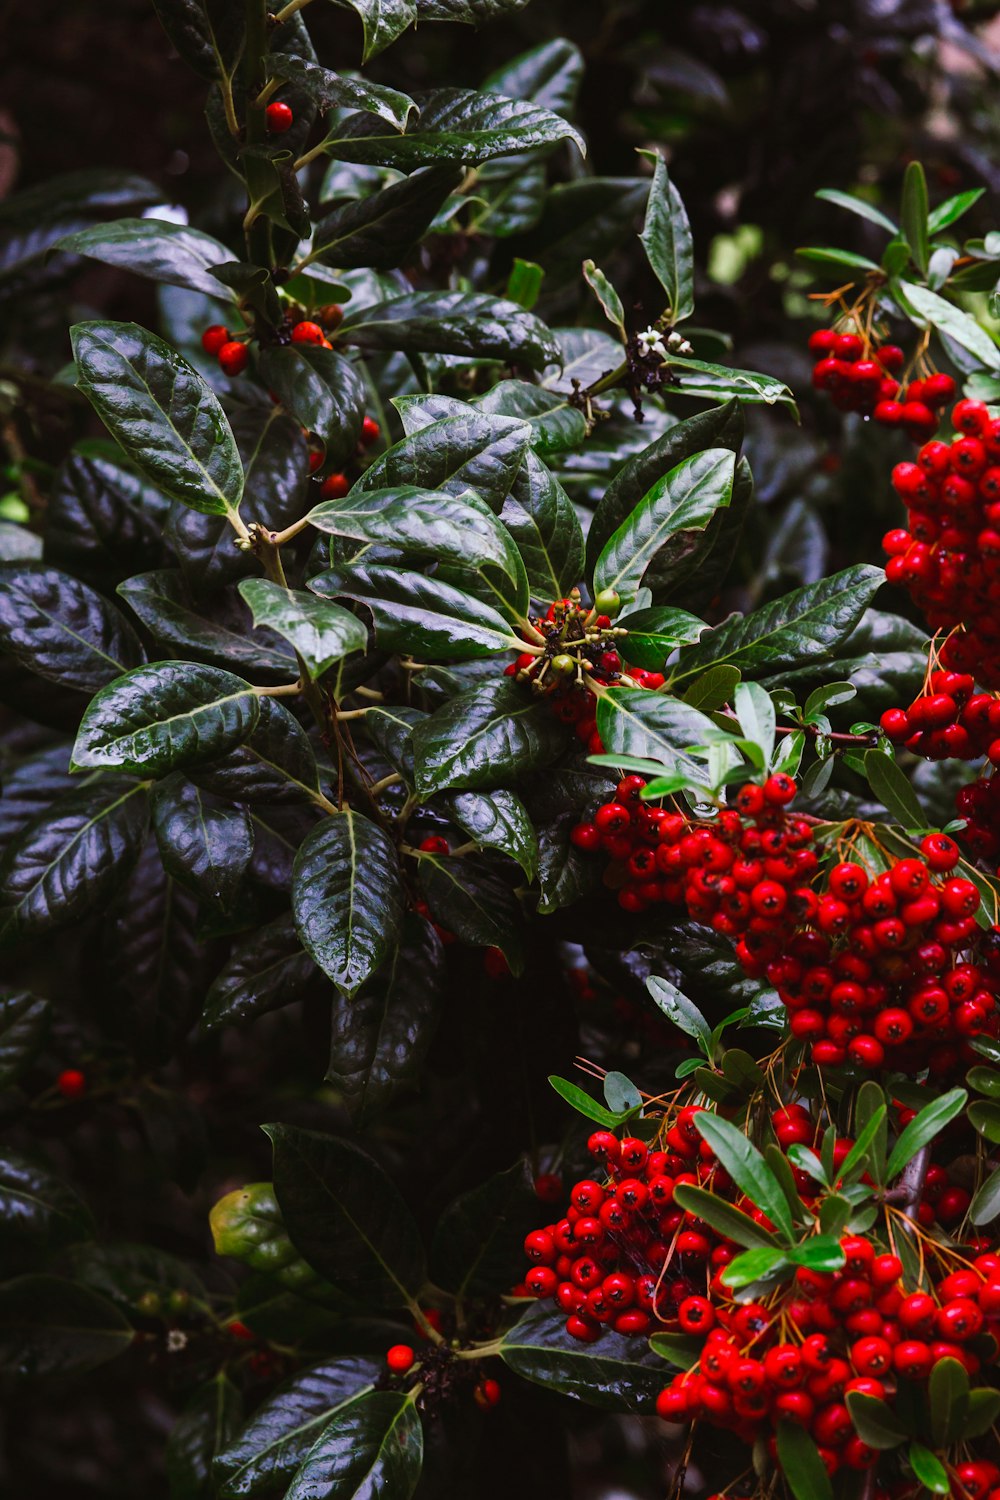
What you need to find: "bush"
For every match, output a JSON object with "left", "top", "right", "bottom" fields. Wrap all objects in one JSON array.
[{"left": 4, "top": 2, "right": 1000, "bottom": 1497}]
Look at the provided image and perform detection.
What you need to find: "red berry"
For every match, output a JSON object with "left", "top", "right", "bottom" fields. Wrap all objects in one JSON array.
[
  {"left": 360, "top": 415, "right": 381, "bottom": 447},
  {"left": 291, "top": 321, "right": 325, "bottom": 346},
  {"left": 265, "top": 101, "right": 294, "bottom": 133},
  {"left": 474, "top": 1378, "right": 501, "bottom": 1409},
  {"left": 386, "top": 1344, "right": 415, "bottom": 1373},
  {"left": 320, "top": 472, "right": 350, "bottom": 499},
  {"left": 218, "top": 341, "right": 249, "bottom": 376},
  {"left": 201, "top": 324, "right": 230, "bottom": 355}
]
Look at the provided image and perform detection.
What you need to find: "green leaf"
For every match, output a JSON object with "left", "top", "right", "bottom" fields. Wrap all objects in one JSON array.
[
  {"left": 733, "top": 680, "right": 775, "bottom": 764},
  {"left": 692, "top": 1113, "right": 795, "bottom": 1241},
  {"left": 638, "top": 151, "right": 694, "bottom": 321},
  {"left": 324, "top": 86, "right": 584, "bottom": 166},
  {"left": 969, "top": 1167, "right": 1000, "bottom": 1226},
  {"left": 548, "top": 1076, "right": 626, "bottom": 1128},
  {"left": 417, "top": 853, "right": 524, "bottom": 975},
  {"left": 502, "top": 452, "right": 585, "bottom": 599},
  {"left": 789, "top": 1235, "right": 846, "bottom": 1273},
  {"left": 899, "top": 281, "right": 1000, "bottom": 372},
  {"left": 0, "top": 989, "right": 50, "bottom": 1087},
  {"left": 968, "top": 1099, "right": 1000, "bottom": 1144},
  {"left": 0, "top": 780, "right": 149, "bottom": 942},
  {"left": 327, "top": 914, "right": 444, "bottom": 1121},
  {"left": 582, "top": 259, "right": 625, "bottom": 336},
  {"left": 886, "top": 1087, "right": 967, "bottom": 1179},
  {"left": 845, "top": 1392, "right": 908, "bottom": 1449},
  {"left": 901, "top": 161, "right": 930, "bottom": 275},
  {"left": 266, "top": 1124, "right": 427, "bottom": 1305},
  {"left": 797, "top": 246, "right": 882, "bottom": 272},
  {"left": 266, "top": 54, "right": 416, "bottom": 128},
  {"left": 929, "top": 1356, "right": 969, "bottom": 1447},
  {"left": 285, "top": 1391, "right": 422, "bottom": 1500},
  {"left": 258, "top": 346, "right": 365, "bottom": 466},
  {"left": 477, "top": 380, "right": 586, "bottom": 459},
  {"left": 314, "top": 564, "right": 522, "bottom": 661},
  {"left": 442, "top": 788, "right": 538, "bottom": 880},
  {"left": 587, "top": 400, "right": 744, "bottom": 577},
  {"left": 908, "top": 1442, "right": 950, "bottom": 1495},
  {"left": 837, "top": 1105, "right": 888, "bottom": 1187},
  {"left": 70, "top": 321, "right": 244, "bottom": 518},
  {"left": 238, "top": 579, "right": 368, "bottom": 680},
  {"left": 57, "top": 218, "right": 236, "bottom": 298},
  {"left": 151, "top": 776, "right": 253, "bottom": 912},
  {"left": 672, "top": 1184, "right": 778, "bottom": 1249},
  {"left": 928, "top": 188, "right": 985, "bottom": 234},
  {"left": 719, "top": 1244, "right": 789, "bottom": 1290},
  {"left": 166, "top": 1374, "right": 243, "bottom": 1500},
  {"left": 499, "top": 1301, "right": 666, "bottom": 1410},
  {"left": 306, "top": 164, "right": 460, "bottom": 270},
  {"left": 191, "top": 697, "right": 321, "bottom": 806},
  {"left": 505, "top": 259, "right": 544, "bottom": 309},
  {"left": 618, "top": 607, "right": 706, "bottom": 670},
  {"left": 963, "top": 1388, "right": 1000, "bottom": 1440},
  {"left": 214, "top": 1357, "right": 383, "bottom": 1498},
  {"left": 595, "top": 689, "right": 734, "bottom": 787},
  {"left": 292, "top": 810, "right": 404, "bottom": 998},
  {"left": 72, "top": 662, "right": 261, "bottom": 777},
  {"left": 341, "top": 289, "right": 560, "bottom": 370},
  {"left": 593, "top": 448, "right": 735, "bottom": 606},
  {"left": 412, "top": 679, "right": 565, "bottom": 795},
  {"left": 864, "top": 748, "right": 926, "bottom": 828},
  {"left": 646, "top": 976, "right": 712, "bottom": 1055},
  {"left": 431, "top": 1159, "right": 536, "bottom": 1300},
  {"left": 0, "top": 1149, "right": 95, "bottom": 1274},
  {"left": 776, "top": 1420, "right": 834, "bottom": 1500},
  {"left": 667, "top": 356, "right": 796, "bottom": 409},
  {"left": 0, "top": 167, "right": 162, "bottom": 284},
  {"left": 364, "top": 403, "right": 531, "bottom": 513},
  {"left": 673, "top": 566, "right": 883, "bottom": 682},
  {"left": 0, "top": 561, "right": 144, "bottom": 692},
  {"left": 117, "top": 570, "right": 297, "bottom": 683},
  {"left": 815, "top": 189, "right": 897, "bottom": 233},
  {"left": 0, "top": 1275, "right": 132, "bottom": 1378},
  {"left": 202, "top": 915, "right": 317, "bottom": 1032}
]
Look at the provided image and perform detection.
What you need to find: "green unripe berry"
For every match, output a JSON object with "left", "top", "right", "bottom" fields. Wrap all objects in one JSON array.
[
  {"left": 137, "top": 1291, "right": 162, "bottom": 1317},
  {"left": 551, "top": 653, "right": 576, "bottom": 676},
  {"left": 593, "top": 589, "right": 621, "bottom": 618}
]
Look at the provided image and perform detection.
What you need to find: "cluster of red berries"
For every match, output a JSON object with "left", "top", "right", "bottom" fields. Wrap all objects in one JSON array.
[
  {"left": 201, "top": 310, "right": 344, "bottom": 379},
  {"left": 808, "top": 328, "right": 955, "bottom": 437},
  {"left": 879, "top": 670, "right": 1000, "bottom": 763},
  {"left": 570, "top": 772, "right": 801, "bottom": 918},
  {"left": 385, "top": 1341, "right": 501, "bottom": 1411},
  {"left": 518, "top": 1113, "right": 745, "bottom": 1343},
  {"left": 957, "top": 774, "right": 1000, "bottom": 871},
  {"left": 505, "top": 591, "right": 662, "bottom": 758},
  {"left": 883, "top": 401, "right": 1000, "bottom": 689},
  {"left": 655, "top": 1235, "right": 1000, "bottom": 1481}
]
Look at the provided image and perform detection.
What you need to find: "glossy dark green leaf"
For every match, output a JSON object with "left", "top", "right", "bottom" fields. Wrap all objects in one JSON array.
[
  {"left": 73, "top": 662, "right": 261, "bottom": 776},
  {"left": 203, "top": 914, "right": 319, "bottom": 1031},
  {"left": 908, "top": 1442, "right": 950, "bottom": 1495},
  {"left": 668, "top": 356, "right": 796, "bottom": 410},
  {"left": 969, "top": 1167, "right": 1000, "bottom": 1226},
  {"left": 46, "top": 452, "right": 175, "bottom": 587},
  {"left": 307, "top": 165, "right": 460, "bottom": 270},
  {"left": 326, "top": 86, "right": 584, "bottom": 167},
  {"left": 363, "top": 704, "right": 423, "bottom": 781},
  {"left": 442, "top": 788, "right": 538, "bottom": 880},
  {"left": 481, "top": 36, "right": 582, "bottom": 116},
  {"left": 595, "top": 689, "right": 730, "bottom": 786},
  {"left": 516, "top": 177, "right": 649, "bottom": 289},
  {"left": 0, "top": 1150, "right": 95, "bottom": 1274},
  {"left": 413, "top": 679, "right": 565, "bottom": 795},
  {"left": 535, "top": 813, "right": 601, "bottom": 914},
  {"left": 0, "top": 779, "right": 149, "bottom": 942},
  {"left": 258, "top": 346, "right": 366, "bottom": 465},
  {"left": 845, "top": 1391, "right": 908, "bottom": 1448},
  {"left": 118, "top": 571, "right": 298, "bottom": 683},
  {"left": 886, "top": 1088, "right": 967, "bottom": 1178},
  {"left": 268, "top": 55, "right": 416, "bottom": 128},
  {"left": 190, "top": 697, "right": 321, "bottom": 805},
  {"left": 70, "top": 321, "right": 244, "bottom": 518},
  {"left": 619, "top": 607, "right": 706, "bottom": 670},
  {"left": 314, "top": 564, "right": 521, "bottom": 660},
  {"left": 0, "top": 169, "right": 161, "bottom": 286},
  {"left": 292, "top": 810, "right": 403, "bottom": 996},
  {"left": 693, "top": 1114, "right": 794, "bottom": 1241},
  {"left": 900, "top": 161, "right": 930, "bottom": 275},
  {"left": 417, "top": 852, "right": 524, "bottom": 973},
  {"left": 673, "top": 565, "right": 883, "bottom": 682},
  {"left": 285, "top": 1390, "right": 422, "bottom": 1500},
  {"left": 0, "top": 561, "right": 144, "bottom": 692},
  {"left": 267, "top": 1124, "right": 427, "bottom": 1304},
  {"left": 499, "top": 1302, "right": 665, "bottom": 1410},
  {"left": 672, "top": 1184, "right": 777, "bottom": 1249},
  {"left": 341, "top": 290, "right": 560, "bottom": 370},
  {"left": 328, "top": 914, "right": 444, "bottom": 1121},
  {"left": 166, "top": 1375, "right": 243, "bottom": 1500},
  {"left": 57, "top": 218, "right": 236, "bottom": 298},
  {"left": 586, "top": 400, "right": 742, "bottom": 576},
  {"left": 416, "top": 0, "right": 531, "bottom": 20},
  {"left": 928, "top": 188, "right": 984, "bottom": 234},
  {"left": 929, "top": 1356, "right": 969, "bottom": 1447},
  {"left": 150, "top": 0, "right": 244, "bottom": 80},
  {"left": 963, "top": 1388, "right": 1000, "bottom": 1439},
  {"left": 329, "top": 0, "right": 416, "bottom": 60},
  {"left": 776, "top": 1420, "right": 834, "bottom": 1500},
  {"left": 0, "top": 989, "right": 50, "bottom": 1087},
  {"left": 214, "top": 1357, "right": 383, "bottom": 1498},
  {"left": 639, "top": 151, "right": 694, "bottom": 321},
  {"left": 864, "top": 748, "right": 926, "bottom": 828},
  {"left": 360, "top": 405, "right": 530, "bottom": 512},
  {"left": 431, "top": 1160, "right": 536, "bottom": 1299},
  {"left": 239, "top": 579, "right": 368, "bottom": 680},
  {"left": 64, "top": 1240, "right": 206, "bottom": 1316},
  {"left": 593, "top": 448, "right": 734, "bottom": 605},
  {"left": 502, "top": 453, "right": 585, "bottom": 601},
  {"left": 0, "top": 1275, "right": 133, "bottom": 1378},
  {"left": 477, "top": 381, "right": 586, "bottom": 458},
  {"left": 151, "top": 776, "right": 253, "bottom": 910},
  {"left": 967, "top": 1101, "right": 1000, "bottom": 1144}
]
